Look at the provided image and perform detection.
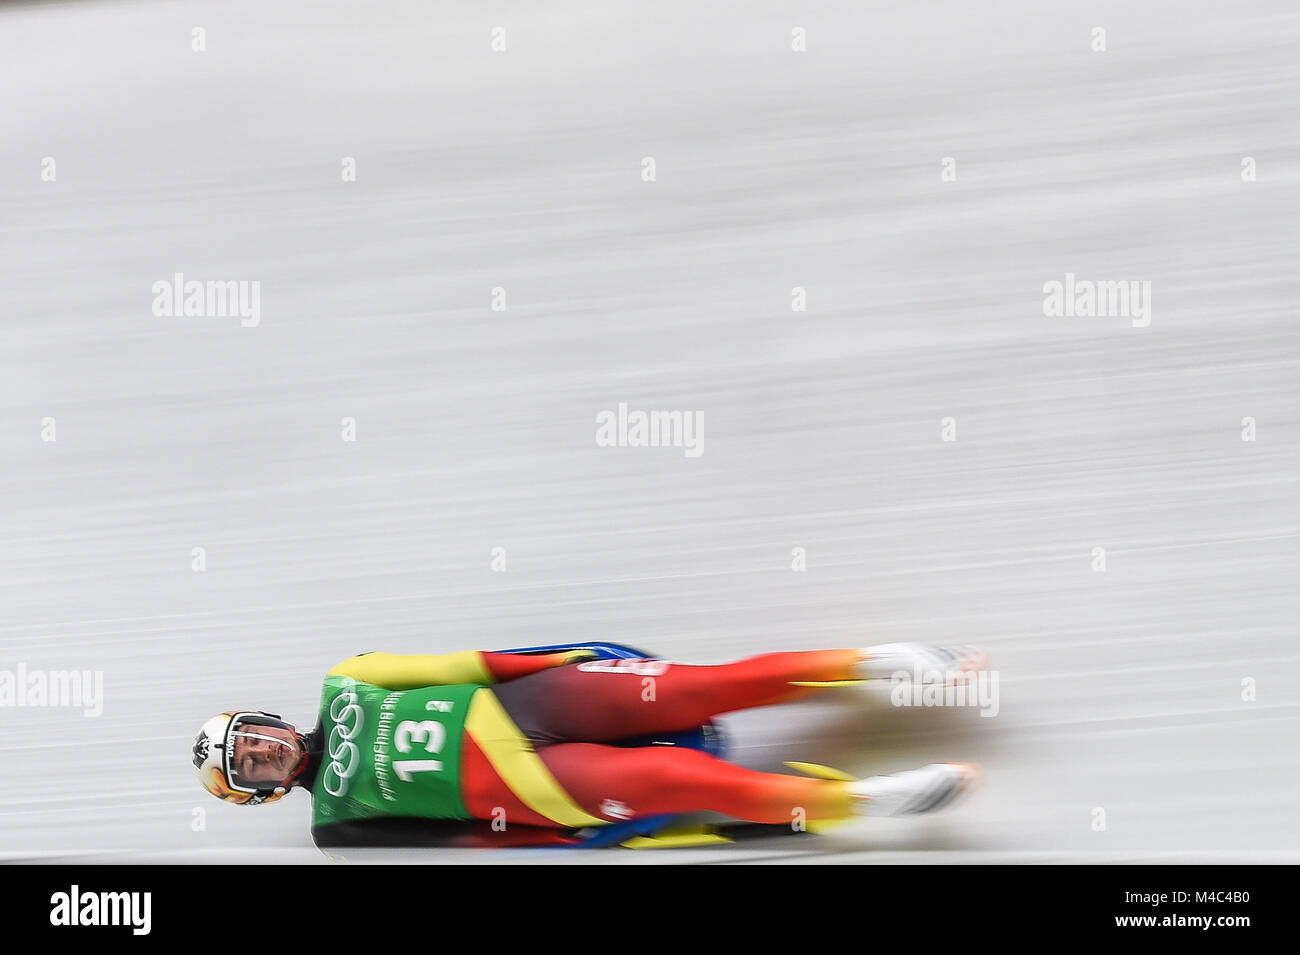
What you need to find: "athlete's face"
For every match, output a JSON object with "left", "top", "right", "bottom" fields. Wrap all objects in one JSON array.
[{"left": 231, "top": 722, "right": 303, "bottom": 786}]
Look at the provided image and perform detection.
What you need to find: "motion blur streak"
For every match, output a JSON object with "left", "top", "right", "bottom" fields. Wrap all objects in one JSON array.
[{"left": 1, "top": 1, "right": 1297, "bottom": 862}]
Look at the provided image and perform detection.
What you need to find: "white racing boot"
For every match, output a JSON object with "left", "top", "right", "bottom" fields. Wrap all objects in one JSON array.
[{"left": 849, "top": 762, "right": 981, "bottom": 816}]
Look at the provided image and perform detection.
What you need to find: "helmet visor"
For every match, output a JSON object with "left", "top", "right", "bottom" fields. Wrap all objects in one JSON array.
[{"left": 225, "top": 712, "right": 301, "bottom": 793}]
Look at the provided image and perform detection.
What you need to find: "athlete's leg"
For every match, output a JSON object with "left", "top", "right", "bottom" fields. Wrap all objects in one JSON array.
[
  {"left": 493, "top": 649, "right": 863, "bottom": 743},
  {"left": 545, "top": 743, "right": 851, "bottom": 825},
  {"left": 538, "top": 743, "right": 854, "bottom": 825},
  {"left": 460, "top": 736, "right": 980, "bottom": 829}
]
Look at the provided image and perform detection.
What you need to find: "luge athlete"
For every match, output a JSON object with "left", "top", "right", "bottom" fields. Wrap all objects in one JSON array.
[{"left": 192, "top": 644, "right": 987, "bottom": 847}]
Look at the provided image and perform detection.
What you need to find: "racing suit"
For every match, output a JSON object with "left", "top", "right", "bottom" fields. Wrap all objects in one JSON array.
[{"left": 302, "top": 648, "right": 861, "bottom": 846}]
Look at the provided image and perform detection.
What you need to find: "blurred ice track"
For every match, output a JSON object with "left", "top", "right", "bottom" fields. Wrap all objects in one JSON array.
[{"left": 1, "top": 0, "right": 1298, "bottom": 863}]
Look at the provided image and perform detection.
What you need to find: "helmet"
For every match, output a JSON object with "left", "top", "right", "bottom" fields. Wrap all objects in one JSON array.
[{"left": 192, "top": 710, "right": 302, "bottom": 805}]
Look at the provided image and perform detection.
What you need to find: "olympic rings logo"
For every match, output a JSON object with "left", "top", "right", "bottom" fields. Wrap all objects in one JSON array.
[{"left": 322, "top": 689, "right": 364, "bottom": 798}]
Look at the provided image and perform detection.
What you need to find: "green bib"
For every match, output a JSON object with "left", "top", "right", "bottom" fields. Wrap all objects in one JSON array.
[{"left": 310, "top": 675, "right": 480, "bottom": 826}]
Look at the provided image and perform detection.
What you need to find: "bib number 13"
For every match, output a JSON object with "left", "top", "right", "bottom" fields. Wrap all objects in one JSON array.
[{"left": 392, "top": 719, "right": 446, "bottom": 781}]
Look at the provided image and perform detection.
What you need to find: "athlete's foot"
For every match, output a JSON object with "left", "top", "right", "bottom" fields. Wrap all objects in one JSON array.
[
  {"left": 854, "top": 643, "right": 989, "bottom": 683},
  {"left": 849, "top": 762, "right": 981, "bottom": 817}
]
